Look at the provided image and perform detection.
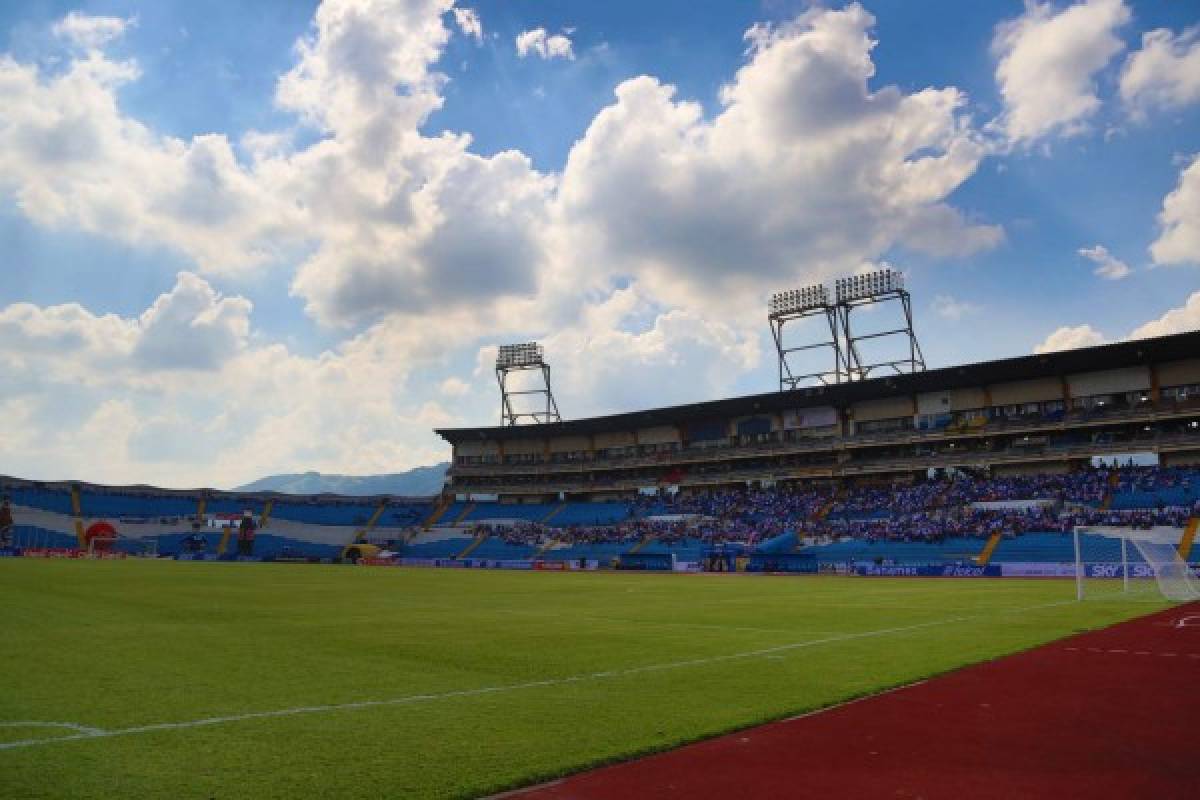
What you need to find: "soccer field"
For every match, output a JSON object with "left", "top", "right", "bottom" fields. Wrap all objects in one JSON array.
[{"left": 0, "top": 560, "right": 1166, "bottom": 799}]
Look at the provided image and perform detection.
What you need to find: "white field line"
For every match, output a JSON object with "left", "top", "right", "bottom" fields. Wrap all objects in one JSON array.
[
  {"left": 489, "top": 608, "right": 846, "bottom": 637},
  {"left": 0, "top": 598, "right": 1077, "bottom": 753},
  {"left": 0, "top": 722, "right": 106, "bottom": 735}
]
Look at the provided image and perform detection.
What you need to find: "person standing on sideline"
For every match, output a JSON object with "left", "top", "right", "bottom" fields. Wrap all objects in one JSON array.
[
  {"left": 237, "top": 510, "right": 257, "bottom": 557},
  {"left": 0, "top": 497, "right": 13, "bottom": 548}
]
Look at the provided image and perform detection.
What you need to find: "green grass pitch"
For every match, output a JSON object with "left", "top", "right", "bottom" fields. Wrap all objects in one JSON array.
[{"left": 0, "top": 559, "right": 1164, "bottom": 799}]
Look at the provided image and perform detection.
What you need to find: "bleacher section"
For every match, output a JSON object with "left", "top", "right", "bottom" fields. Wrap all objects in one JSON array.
[
  {"left": 403, "top": 530, "right": 477, "bottom": 559},
  {"left": 463, "top": 503, "right": 557, "bottom": 523},
  {"left": 407, "top": 468, "right": 1200, "bottom": 567},
  {"left": 551, "top": 502, "right": 630, "bottom": 526},
  {"left": 0, "top": 477, "right": 435, "bottom": 561},
  {"left": 4, "top": 467, "right": 1198, "bottom": 568}
]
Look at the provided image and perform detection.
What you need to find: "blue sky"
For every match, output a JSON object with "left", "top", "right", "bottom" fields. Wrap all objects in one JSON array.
[{"left": 0, "top": 0, "right": 1197, "bottom": 486}]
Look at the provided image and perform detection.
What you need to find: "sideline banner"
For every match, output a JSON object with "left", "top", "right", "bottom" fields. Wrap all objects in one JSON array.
[
  {"left": 999, "top": 562, "right": 1200, "bottom": 578},
  {"left": 20, "top": 548, "right": 83, "bottom": 559},
  {"left": 1085, "top": 563, "right": 1200, "bottom": 580},
  {"left": 854, "top": 564, "right": 1002, "bottom": 577},
  {"left": 1000, "top": 562, "right": 1077, "bottom": 577}
]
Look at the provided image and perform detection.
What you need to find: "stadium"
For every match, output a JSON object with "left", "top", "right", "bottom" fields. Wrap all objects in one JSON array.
[
  {"left": 4, "top": 321, "right": 1200, "bottom": 798},
  {"left": 4, "top": 1, "right": 1200, "bottom": 798}
]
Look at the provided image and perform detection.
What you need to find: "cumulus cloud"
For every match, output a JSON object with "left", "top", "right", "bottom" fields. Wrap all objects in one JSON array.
[
  {"left": 52, "top": 11, "right": 131, "bottom": 49},
  {"left": 133, "top": 272, "right": 253, "bottom": 370},
  {"left": 0, "top": 50, "right": 298, "bottom": 272},
  {"left": 0, "top": 1, "right": 1014, "bottom": 483},
  {"left": 515, "top": 27, "right": 575, "bottom": 60},
  {"left": 1149, "top": 155, "right": 1200, "bottom": 266},
  {"left": 451, "top": 7, "right": 482, "bottom": 43},
  {"left": 1130, "top": 291, "right": 1200, "bottom": 338},
  {"left": 1078, "top": 244, "right": 1130, "bottom": 279},
  {"left": 558, "top": 4, "right": 1000, "bottom": 316},
  {"left": 992, "top": 0, "right": 1130, "bottom": 144},
  {"left": 542, "top": 287, "right": 760, "bottom": 415},
  {"left": 1120, "top": 26, "right": 1200, "bottom": 115},
  {"left": 1033, "top": 323, "right": 1107, "bottom": 353},
  {"left": 0, "top": 1, "right": 1000, "bottom": 334},
  {"left": 1033, "top": 291, "right": 1200, "bottom": 354},
  {"left": 0, "top": 274, "right": 468, "bottom": 486}
]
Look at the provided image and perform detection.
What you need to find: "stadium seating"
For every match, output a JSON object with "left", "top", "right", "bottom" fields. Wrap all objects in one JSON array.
[
  {"left": 79, "top": 490, "right": 196, "bottom": 518},
  {"left": 463, "top": 503, "right": 557, "bottom": 523},
  {"left": 5, "top": 466, "right": 1197, "bottom": 567},
  {"left": 5, "top": 486, "right": 74, "bottom": 515},
  {"left": 551, "top": 502, "right": 631, "bottom": 526}
]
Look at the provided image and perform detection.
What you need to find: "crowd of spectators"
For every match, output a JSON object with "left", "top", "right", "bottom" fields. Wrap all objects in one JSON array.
[{"left": 465, "top": 467, "right": 1199, "bottom": 551}]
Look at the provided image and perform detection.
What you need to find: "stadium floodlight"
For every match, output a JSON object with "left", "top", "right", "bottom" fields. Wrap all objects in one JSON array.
[
  {"left": 834, "top": 268, "right": 904, "bottom": 304},
  {"left": 833, "top": 267, "right": 924, "bottom": 380},
  {"left": 495, "top": 341, "right": 561, "bottom": 426},
  {"left": 768, "top": 283, "right": 846, "bottom": 390},
  {"left": 496, "top": 342, "right": 544, "bottom": 369},
  {"left": 769, "top": 284, "right": 830, "bottom": 318}
]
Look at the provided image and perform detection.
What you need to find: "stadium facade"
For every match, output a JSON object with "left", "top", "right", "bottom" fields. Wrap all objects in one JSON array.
[{"left": 437, "top": 331, "right": 1200, "bottom": 499}]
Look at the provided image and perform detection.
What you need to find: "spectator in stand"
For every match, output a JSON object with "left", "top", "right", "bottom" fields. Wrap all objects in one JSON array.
[
  {"left": 0, "top": 496, "right": 13, "bottom": 547},
  {"left": 237, "top": 510, "right": 257, "bottom": 557}
]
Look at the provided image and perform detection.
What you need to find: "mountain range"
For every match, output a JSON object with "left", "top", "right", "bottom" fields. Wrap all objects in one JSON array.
[{"left": 234, "top": 463, "right": 448, "bottom": 496}]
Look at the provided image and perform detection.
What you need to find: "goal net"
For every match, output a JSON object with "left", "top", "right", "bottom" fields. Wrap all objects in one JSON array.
[{"left": 1073, "top": 525, "right": 1200, "bottom": 603}]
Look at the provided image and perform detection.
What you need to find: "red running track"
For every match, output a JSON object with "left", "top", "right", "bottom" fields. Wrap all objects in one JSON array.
[{"left": 505, "top": 603, "right": 1200, "bottom": 799}]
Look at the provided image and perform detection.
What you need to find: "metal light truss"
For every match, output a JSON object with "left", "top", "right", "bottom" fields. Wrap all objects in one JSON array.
[
  {"left": 835, "top": 269, "right": 925, "bottom": 380},
  {"left": 768, "top": 284, "right": 846, "bottom": 390},
  {"left": 495, "top": 342, "right": 561, "bottom": 426},
  {"left": 768, "top": 268, "right": 925, "bottom": 392}
]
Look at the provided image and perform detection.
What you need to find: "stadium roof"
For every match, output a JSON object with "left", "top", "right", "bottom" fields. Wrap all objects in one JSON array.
[{"left": 435, "top": 329, "right": 1200, "bottom": 444}]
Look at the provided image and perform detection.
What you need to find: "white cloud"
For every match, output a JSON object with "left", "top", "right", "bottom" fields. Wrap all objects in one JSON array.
[
  {"left": 1, "top": 1, "right": 998, "bottom": 335},
  {"left": 515, "top": 27, "right": 575, "bottom": 60},
  {"left": 1120, "top": 26, "right": 1200, "bottom": 115},
  {"left": 1149, "top": 155, "right": 1200, "bottom": 266},
  {"left": 1130, "top": 291, "right": 1200, "bottom": 339},
  {"left": 133, "top": 272, "right": 253, "bottom": 370},
  {"left": 557, "top": 4, "right": 1000, "bottom": 316},
  {"left": 542, "top": 287, "right": 760, "bottom": 415},
  {"left": 451, "top": 7, "right": 483, "bottom": 43},
  {"left": 1032, "top": 290, "right": 1200, "bottom": 354},
  {"left": 0, "top": 274, "right": 466, "bottom": 486},
  {"left": 52, "top": 11, "right": 131, "bottom": 49},
  {"left": 0, "top": 52, "right": 299, "bottom": 273},
  {"left": 0, "top": 1, "right": 1015, "bottom": 484},
  {"left": 1078, "top": 244, "right": 1130, "bottom": 279},
  {"left": 992, "top": 0, "right": 1130, "bottom": 144},
  {"left": 439, "top": 376, "right": 470, "bottom": 396},
  {"left": 1033, "top": 323, "right": 1107, "bottom": 353},
  {"left": 932, "top": 294, "right": 977, "bottom": 321}
]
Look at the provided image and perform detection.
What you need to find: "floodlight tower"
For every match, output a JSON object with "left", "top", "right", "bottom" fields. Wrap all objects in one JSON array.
[
  {"left": 834, "top": 269, "right": 925, "bottom": 380},
  {"left": 495, "top": 342, "right": 561, "bottom": 426},
  {"left": 768, "top": 284, "right": 846, "bottom": 390}
]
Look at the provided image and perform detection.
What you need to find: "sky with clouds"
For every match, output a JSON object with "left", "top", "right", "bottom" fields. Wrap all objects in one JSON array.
[{"left": 0, "top": 0, "right": 1197, "bottom": 488}]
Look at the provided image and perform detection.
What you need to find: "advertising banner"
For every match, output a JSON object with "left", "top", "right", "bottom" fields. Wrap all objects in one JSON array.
[
  {"left": 1000, "top": 562, "right": 1077, "bottom": 577},
  {"left": 20, "top": 548, "right": 82, "bottom": 559},
  {"left": 853, "top": 564, "right": 1002, "bottom": 577}
]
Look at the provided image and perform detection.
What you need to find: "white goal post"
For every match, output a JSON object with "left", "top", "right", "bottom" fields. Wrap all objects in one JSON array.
[{"left": 1073, "top": 525, "right": 1200, "bottom": 603}]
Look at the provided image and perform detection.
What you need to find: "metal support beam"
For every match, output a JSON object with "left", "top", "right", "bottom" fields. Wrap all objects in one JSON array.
[{"left": 495, "top": 343, "right": 561, "bottom": 426}]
